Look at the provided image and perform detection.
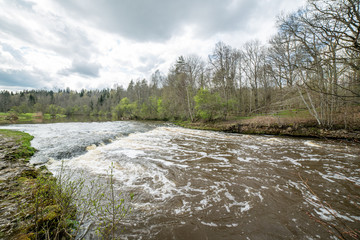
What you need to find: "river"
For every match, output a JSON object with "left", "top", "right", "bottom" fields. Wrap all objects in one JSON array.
[{"left": 2, "top": 121, "right": 360, "bottom": 239}]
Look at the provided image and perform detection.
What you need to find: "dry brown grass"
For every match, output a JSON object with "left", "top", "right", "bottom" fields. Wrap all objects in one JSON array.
[
  {"left": 240, "top": 115, "right": 316, "bottom": 127},
  {"left": 239, "top": 106, "right": 360, "bottom": 130}
]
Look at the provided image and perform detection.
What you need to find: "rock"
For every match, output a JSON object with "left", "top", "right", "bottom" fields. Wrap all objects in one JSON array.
[
  {"left": 0, "top": 132, "right": 38, "bottom": 239},
  {"left": 0, "top": 130, "right": 80, "bottom": 240}
]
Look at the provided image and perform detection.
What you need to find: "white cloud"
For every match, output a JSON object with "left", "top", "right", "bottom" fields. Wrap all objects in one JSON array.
[{"left": 0, "top": 0, "right": 306, "bottom": 91}]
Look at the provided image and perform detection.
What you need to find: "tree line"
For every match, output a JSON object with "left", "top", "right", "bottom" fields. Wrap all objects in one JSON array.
[{"left": 0, "top": 0, "right": 359, "bottom": 127}]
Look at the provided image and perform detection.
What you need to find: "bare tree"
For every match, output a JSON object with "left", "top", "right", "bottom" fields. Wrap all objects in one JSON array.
[
  {"left": 209, "top": 42, "right": 240, "bottom": 119},
  {"left": 241, "top": 40, "right": 266, "bottom": 112}
]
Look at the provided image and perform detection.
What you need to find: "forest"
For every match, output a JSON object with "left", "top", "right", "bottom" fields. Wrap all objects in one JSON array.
[{"left": 1, "top": 0, "right": 359, "bottom": 129}]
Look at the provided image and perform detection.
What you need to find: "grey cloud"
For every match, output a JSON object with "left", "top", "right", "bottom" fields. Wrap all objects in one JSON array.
[
  {"left": 0, "top": 69, "right": 50, "bottom": 89},
  {"left": 59, "top": 60, "right": 101, "bottom": 78},
  {"left": 137, "top": 55, "right": 166, "bottom": 73},
  {"left": 48, "top": 22, "right": 96, "bottom": 59},
  {"left": 139, "top": 54, "right": 164, "bottom": 66},
  {"left": 0, "top": 1, "right": 96, "bottom": 60},
  {"left": 135, "top": 65, "right": 154, "bottom": 73},
  {"left": 8, "top": 0, "right": 36, "bottom": 10},
  {"left": 0, "top": 18, "right": 37, "bottom": 44},
  {"left": 54, "top": 0, "right": 265, "bottom": 41},
  {"left": 1, "top": 42, "right": 25, "bottom": 62}
]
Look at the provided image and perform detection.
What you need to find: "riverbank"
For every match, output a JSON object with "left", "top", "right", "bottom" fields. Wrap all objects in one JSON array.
[
  {"left": 0, "top": 112, "right": 114, "bottom": 125},
  {"left": 0, "top": 130, "right": 75, "bottom": 239},
  {"left": 2, "top": 111, "right": 359, "bottom": 142},
  {"left": 176, "top": 116, "right": 360, "bottom": 142}
]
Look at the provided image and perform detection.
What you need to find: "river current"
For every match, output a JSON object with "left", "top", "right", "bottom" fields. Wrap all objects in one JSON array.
[{"left": 2, "top": 121, "right": 360, "bottom": 239}]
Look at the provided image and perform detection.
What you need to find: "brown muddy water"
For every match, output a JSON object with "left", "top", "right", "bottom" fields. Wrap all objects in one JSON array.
[{"left": 2, "top": 121, "right": 360, "bottom": 239}]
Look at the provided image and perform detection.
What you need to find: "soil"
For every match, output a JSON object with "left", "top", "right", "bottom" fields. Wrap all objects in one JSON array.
[{"left": 178, "top": 116, "right": 360, "bottom": 142}]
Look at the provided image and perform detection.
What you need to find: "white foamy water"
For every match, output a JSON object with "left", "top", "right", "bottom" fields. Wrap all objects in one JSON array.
[{"left": 1, "top": 122, "right": 359, "bottom": 240}]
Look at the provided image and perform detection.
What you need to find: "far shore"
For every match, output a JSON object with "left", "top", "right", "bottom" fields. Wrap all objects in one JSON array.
[
  {"left": 175, "top": 116, "right": 360, "bottom": 142},
  {"left": 1, "top": 111, "right": 360, "bottom": 142}
]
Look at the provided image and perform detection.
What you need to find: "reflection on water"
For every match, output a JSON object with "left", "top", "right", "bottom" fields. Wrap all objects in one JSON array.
[{"left": 2, "top": 122, "right": 360, "bottom": 239}]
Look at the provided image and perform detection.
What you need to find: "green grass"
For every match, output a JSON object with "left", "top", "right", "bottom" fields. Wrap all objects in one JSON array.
[
  {"left": 273, "top": 109, "right": 310, "bottom": 118},
  {"left": 233, "top": 109, "right": 310, "bottom": 120},
  {"left": 0, "top": 112, "right": 35, "bottom": 123},
  {"left": 0, "top": 129, "right": 36, "bottom": 161},
  {"left": 44, "top": 113, "right": 67, "bottom": 119},
  {"left": 0, "top": 112, "right": 9, "bottom": 121},
  {"left": 44, "top": 113, "right": 51, "bottom": 119},
  {"left": 0, "top": 112, "right": 68, "bottom": 124},
  {"left": 233, "top": 113, "right": 267, "bottom": 121},
  {"left": 18, "top": 113, "right": 36, "bottom": 121}
]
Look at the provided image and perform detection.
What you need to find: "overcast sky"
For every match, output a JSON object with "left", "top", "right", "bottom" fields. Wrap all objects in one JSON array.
[{"left": 0, "top": 0, "right": 306, "bottom": 91}]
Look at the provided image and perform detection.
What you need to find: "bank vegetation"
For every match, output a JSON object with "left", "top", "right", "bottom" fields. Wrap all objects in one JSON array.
[{"left": 0, "top": 130, "right": 132, "bottom": 239}]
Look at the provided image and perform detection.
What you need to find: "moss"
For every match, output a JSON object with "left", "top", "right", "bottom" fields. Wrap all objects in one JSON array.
[
  {"left": 0, "top": 129, "right": 36, "bottom": 161},
  {"left": 12, "top": 233, "right": 33, "bottom": 240},
  {"left": 41, "top": 205, "right": 61, "bottom": 222},
  {"left": 10, "top": 175, "right": 66, "bottom": 239},
  {"left": 20, "top": 170, "right": 38, "bottom": 179},
  {"left": 38, "top": 165, "right": 48, "bottom": 171},
  {"left": 17, "top": 176, "right": 32, "bottom": 183},
  {"left": 1, "top": 130, "right": 79, "bottom": 239}
]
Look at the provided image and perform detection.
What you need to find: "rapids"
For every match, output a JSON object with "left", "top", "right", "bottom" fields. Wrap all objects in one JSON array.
[{"left": 2, "top": 121, "right": 360, "bottom": 239}]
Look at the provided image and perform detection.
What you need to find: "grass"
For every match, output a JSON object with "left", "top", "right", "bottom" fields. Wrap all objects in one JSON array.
[
  {"left": 0, "top": 112, "right": 35, "bottom": 124},
  {"left": 174, "top": 109, "right": 314, "bottom": 131},
  {"left": 273, "top": 109, "right": 311, "bottom": 118},
  {"left": 233, "top": 109, "right": 310, "bottom": 120},
  {"left": 0, "top": 130, "right": 77, "bottom": 239},
  {"left": 0, "top": 129, "right": 36, "bottom": 161},
  {"left": 0, "top": 112, "right": 67, "bottom": 124},
  {"left": 18, "top": 113, "right": 36, "bottom": 121},
  {"left": 1, "top": 129, "right": 134, "bottom": 239},
  {"left": 0, "top": 112, "right": 8, "bottom": 124},
  {"left": 235, "top": 116, "right": 255, "bottom": 120}
]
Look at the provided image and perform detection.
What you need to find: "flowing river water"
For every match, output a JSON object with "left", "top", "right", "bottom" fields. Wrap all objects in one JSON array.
[{"left": 2, "top": 121, "right": 360, "bottom": 239}]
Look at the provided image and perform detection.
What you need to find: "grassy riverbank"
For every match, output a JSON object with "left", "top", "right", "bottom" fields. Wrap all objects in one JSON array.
[
  {"left": 175, "top": 112, "right": 360, "bottom": 142},
  {"left": 0, "top": 112, "right": 114, "bottom": 125},
  {"left": 0, "top": 130, "right": 76, "bottom": 239},
  {"left": 0, "top": 129, "right": 36, "bottom": 161},
  {"left": 0, "top": 129, "right": 134, "bottom": 239},
  {"left": 0, "top": 112, "right": 67, "bottom": 125},
  {"left": 2, "top": 109, "right": 359, "bottom": 142}
]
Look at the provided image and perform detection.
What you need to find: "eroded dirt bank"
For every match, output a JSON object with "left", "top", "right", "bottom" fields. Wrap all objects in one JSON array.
[{"left": 177, "top": 116, "right": 360, "bottom": 142}]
